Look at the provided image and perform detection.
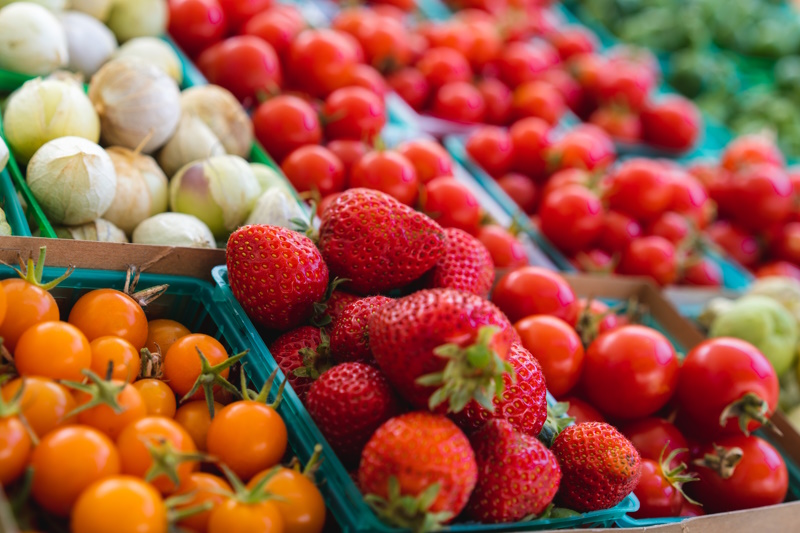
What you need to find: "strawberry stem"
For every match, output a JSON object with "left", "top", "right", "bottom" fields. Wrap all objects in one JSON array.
[
  {"left": 537, "top": 402, "right": 575, "bottom": 448},
  {"left": 365, "top": 477, "right": 453, "bottom": 533}
]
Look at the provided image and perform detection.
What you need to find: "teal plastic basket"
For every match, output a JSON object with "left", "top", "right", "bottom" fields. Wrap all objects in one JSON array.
[
  {"left": 0, "top": 166, "right": 30, "bottom": 236},
  {"left": 211, "top": 264, "right": 640, "bottom": 532}
]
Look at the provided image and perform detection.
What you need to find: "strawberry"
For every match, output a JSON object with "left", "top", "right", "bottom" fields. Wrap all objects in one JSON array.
[
  {"left": 330, "top": 296, "right": 393, "bottom": 364},
  {"left": 268, "top": 326, "right": 331, "bottom": 403},
  {"left": 368, "top": 288, "right": 519, "bottom": 412},
  {"left": 425, "top": 228, "right": 495, "bottom": 298},
  {"left": 359, "top": 412, "right": 478, "bottom": 530},
  {"left": 465, "top": 419, "right": 561, "bottom": 523},
  {"left": 318, "top": 188, "right": 446, "bottom": 295},
  {"left": 227, "top": 225, "right": 329, "bottom": 330},
  {"left": 551, "top": 422, "right": 642, "bottom": 512},
  {"left": 306, "top": 362, "right": 402, "bottom": 467},
  {"left": 323, "top": 290, "right": 361, "bottom": 324},
  {"left": 451, "top": 343, "right": 548, "bottom": 437}
]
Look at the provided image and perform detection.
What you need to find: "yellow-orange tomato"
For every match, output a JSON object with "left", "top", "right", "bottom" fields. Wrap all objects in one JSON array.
[
  {"left": 30, "top": 425, "right": 121, "bottom": 516},
  {"left": 68, "top": 289, "right": 148, "bottom": 350},
  {"left": 116, "top": 416, "right": 199, "bottom": 494},
  {"left": 71, "top": 476, "right": 167, "bottom": 533},
  {"left": 174, "top": 400, "right": 222, "bottom": 452},
  {"left": 73, "top": 382, "right": 147, "bottom": 440},
  {"left": 208, "top": 498, "right": 284, "bottom": 533},
  {"left": 0, "top": 282, "right": 7, "bottom": 327},
  {"left": 15, "top": 321, "right": 92, "bottom": 381},
  {"left": 1, "top": 377, "right": 77, "bottom": 438},
  {"left": 206, "top": 402, "right": 288, "bottom": 481},
  {"left": 89, "top": 336, "right": 141, "bottom": 382},
  {"left": 172, "top": 472, "right": 231, "bottom": 533},
  {"left": 145, "top": 319, "right": 190, "bottom": 356},
  {"left": 248, "top": 468, "right": 326, "bottom": 533},
  {"left": 132, "top": 379, "right": 176, "bottom": 418},
  {"left": 0, "top": 416, "right": 31, "bottom": 485},
  {"left": 163, "top": 334, "right": 229, "bottom": 400},
  {"left": 0, "top": 278, "right": 59, "bottom": 351}
]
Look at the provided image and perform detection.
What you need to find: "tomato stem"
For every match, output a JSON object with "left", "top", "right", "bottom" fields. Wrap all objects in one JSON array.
[
  {"left": 181, "top": 348, "right": 247, "bottom": 418},
  {"left": 143, "top": 437, "right": 210, "bottom": 491},
  {"left": 62, "top": 368, "right": 127, "bottom": 417},
  {"left": 9, "top": 247, "right": 74, "bottom": 291}
]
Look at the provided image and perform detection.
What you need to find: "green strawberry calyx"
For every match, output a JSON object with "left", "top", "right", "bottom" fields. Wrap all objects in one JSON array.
[
  {"left": 522, "top": 503, "right": 580, "bottom": 521},
  {"left": 658, "top": 445, "right": 701, "bottom": 505},
  {"left": 537, "top": 402, "right": 575, "bottom": 448},
  {"left": 719, "top": 391, "right": 781, "bottom": 436},
  {"left": 416, "top": 325, "right": 514, "bottom": 414},
  {"left": 310, "top": 278, "right": 351, "bottom": 327},
  {"left": 693, "top": 443, "right": 744, "bottom": 480},
  {"left": 365, "top": 477, "right": 453, "bottom": 533},
  {"left": 293, "top": 330, "right": 333, "bottom": 381}
]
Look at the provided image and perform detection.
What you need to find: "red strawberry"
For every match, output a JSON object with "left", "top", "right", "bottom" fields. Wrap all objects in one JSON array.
[
  {"left": 318, "top": 188, "right": 446, "bottom": 294},
  {"left": 227, "top": 225, "right": 329, "bottom": 330},
  {"left": 330, "top": 296, "right": 393, "bottom": 364},
  {"left": 368, "top": 288, "right": 518, "bottom": 412},
  {"left": 552, "top": 422, "right": 642, "bottom": 512},
  {"left": 465, "top": 419, "right": 561, "bottom": 523},
  {"left": 268, "top": 326, "right": 331, "bottom": 402},
  {"left": 359, "top": 412, "right": 478, "bottom": 529},
  {"left": 452, "top": 343, "right": 547, "bottom": 437},
  {"left": 306, "top": 362, "right": 402, "bottom": 467},
  {"left": 424, "top": 228, "right": 495, "bottom": 298},
  {"left": 324, "top": 290, "right": 361, "bottom": 324}
]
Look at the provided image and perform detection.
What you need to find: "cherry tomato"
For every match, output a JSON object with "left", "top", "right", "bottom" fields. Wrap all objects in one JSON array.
[
  {"left": 512, "top": 80, "right": 565, "bottom": 125},
  {"left": 546, "top": 124, "right": 615, "bottom": 173},
  {"left": 72, "top": 381, "right": 147, "bottom": 440},
  {"left": 163, "top": 333, "right": 230, "bottom": 400},
  {"left": 423, "top": 176, "right": 482, "bottom": 235},
  {"left": 620, "top": 418, "right": 689, "bottom": 468},
  {"left": 173, "top": 472, "right": 232, "bottom": 533},
  {"left": 497, "top": 173, "right": 537, "bottom": 214},
  {"left": 431, "top": 81, "right": 486, "bottom": 123},
  {"left": 71, "top": 476, "right": 167, "bottom": 533},
  {"left": 641, "top": 96, "right": 700, "bottom": 152},
  {"left": 514, "top": 315, "right": 584, "bottom": 397},
  {"left": 145, "top": 319, "right": 191, "bottom": 358},
  {"left": 548, "top": 25, "right": 598, "bottom": 61},
  {"left": 1, "top": 377, "right": 76, "bottom": 438},
  {"left": 348, "top": 14, "right": 411, "bottom": 72},
  {"left": 462, "top": 18, "right": 502, "bottom": 71},
  {"left": 287, "top": 29, "right": 363, "bottom": 98},
  {"left": 573, "top": 248, "right": 614, "bottom": 273},
  {"left": 68, "top": 288, "right": 149, "bottom": 349},
  {"left": 575, "top": 298, "right": 620, "bottom": 336},
  {"left": 117, "top": 416, "right": 199, "bottom": 494},
  {"left": 15, "top": 321, "right": 92, "bottom": 381},
  {"left": 497, "top": 41, "right": 559, "bottom": 89},
  {"left": 680, "top": 501, "right": 705, "bottom": 517},
  {"left": 0, "top": 283, "right": 6, "bottom": 327},
  {"left": 174, "top": 400, "right": 223, "bottom": 452},
  {"left": 350, "top": 150, "right": 419, "bottom": 206},
  {"left": 253, "top": 96, "right": 322, "bottom": 164},
  {"left": 242, "top": 5, "right": 305, "bottom": 59},
  {"left": 387, "top": 68, "right": 430, "bottom": 111},
  {"left": 217, "top": 0, "right": 273, "bottom": 32},
  {"left": 582, "top": 325, "right": 679, "bottom": 420},
  {"left": 197, "top": 36, "right": 282, "bottom": 106},
  {"left": 416, "top": 47, "right": 472, "bottom": 90},
  {"left": 677, "top": 338, "right": 778, "bottom": 440},
  {"left": 475, "top": 78, "right": 512, "bottom": 126},
  {"left": 598, "top": 210, "right": 642, "bottom": 254},
  {"left": 618, "top": 237, "right": 679, "bottom": 286},
  {"left": 588, "top": 106, "right": 642, "bottom": 143},
  {"left": 249, "top": 467, "right": 326, "bottom": 533},
  {"left": 281, "top": 145, "right": 346, "bottom": 197},
  {"left": 477, "top": 225, "right": 529, "bottom": 269},
  {"left": 345, "top": 63, "right": 388, "bottom": 97},
  {"left": 396, "top": 139, "right": 453, "bottom": 185},
  {"left": 0, "top": 416, "right": 30, "bottom": 485},
  {"left": 0, "top": 278, "right": 59, "bottom": 351},
  {"left": 567, "top": 52, "right": 606, "bottom": 116},
  {"left": 756, "top": 261, "right": 800, "bottom": 280},
  {"left": 465, "top": 126, "right": 513, "bottom": 178},
  {"left": 670, "top": 171, "right": 711, "bottom": 228},
  {"left": 207, "top": 400, "right": 288, "bottom": 481},
  {"left": 562, "top": 396, "right": 605, "bottom": 424},
  {"left": 647, "top": 212, "right": 691, "bottom": 246},
  {"left": 596, "top": 62, "right": 655, "bottom": 112},
  {"left": 631, "top": 459, "right": 684, "bottom": 518},
  {"left": 418, "top": 20, "right": 474, "bottom": 54},
  {"left": 89, "top": 336, "right": 141, "bottom": 383},
  {"left": 322, "top": 87, "right": 386, "bottom": 142},
  {"left": 539, "top": 185, "right": 604, "bottom": 254},
  {"left": 604, "top": 158, "right": 673, "bottom": 222},
  {"left": 31, "top": 426, "right": 121, "bottom": 516},
  {"left": 688, "top": 435, "right": 788, "bottom": 513},
  {"left": 132, "top": 379, "right": 177, "bottom": 418},
  {"left": 508, "top": 117, "right": 551, "bottom": 181},
  {"left": 492, "top": 266, "right": 578, "bottom": 324},
  {"left": 168, "top": 0, "right": 227, "bottom": 58},
  {"left": 706, "top": 221, "right": 762, "bottom": 268},
  {"left": 728, "top": 164, "right": 793, "bottom": 232},
  {"left": 720, "top": 134, "right": 784, "bottom": 173},
  {"left": 208, "top": 498, "right": 284, "bottom": 533}
]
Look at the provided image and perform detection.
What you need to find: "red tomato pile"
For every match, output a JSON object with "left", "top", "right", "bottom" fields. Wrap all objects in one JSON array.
[{"left": 0, "top": 253, "right": 325, "bottom": 533}]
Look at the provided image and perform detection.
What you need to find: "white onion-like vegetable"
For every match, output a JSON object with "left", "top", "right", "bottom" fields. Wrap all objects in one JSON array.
[
  {"left": 250, "top": 163, "right": 293, "bottom": 195},
  {"left": 70, "top": 0, "right": 114, "bottom": 21},
  {"left": 52, "top": 219, "right": 128, "bottom": 242},
  {"left": 89, "top": 57, "right": 181, "bottom": 154},
  {"left": 157, "top": 115, "right": 225, "bottom": 178},
  {"left": 113, "top": 37, "right": 182, "bottom": 85},
  {"left": 132, "top": 213, "right": 216, "bottom": 248},
  {"left": 169, "top": 155, "right": 261, "bottom": 238},
  {"left": 102, "top": 146, "right": 168, "bottom": 234},
  {"left": 180, "top": 86, "right": 253, "bottom": 158},
  {"left": 106, "top": 0, "right": 168, "bottom": 43},
  {"left": 4, "top": 78, "right": 100, "bottom": 164},
  {"left": 0, "top": 1, "right": 67, "bottom": 11},
  {"left": 0, "top": 3, "right": 68, "bottom": 76},
  {"left": 27, "top": 136, "right": 117, "bottom": 226},
  {"left": 0, "top": 137, "right": 8, "bottom": 174},
  {"left": 0, "top": 208, "right": 11, "bottom": 236},
  {"left": 245, "top": 188, "right": 307, "bottom": 229},
  {"left": 60, "top": 11, "right": 117, "bottom": 77}
]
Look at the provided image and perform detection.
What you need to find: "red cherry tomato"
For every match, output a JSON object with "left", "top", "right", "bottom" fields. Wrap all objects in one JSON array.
[
  {"left": 647, "top": 212, "right": 691, "bottom": 245},
  {"left": 547, "top": 25, "right": 598, "bottom": 60},
  {"left": 477, "top": 225, "right": 529, "bottom": 269},
  {"left": 197, "top": 36, "right": 281, "bottom": 106},
  {"left": 462, "top": 17, "right": 502, "bottom": 71},
  {"left": 323, "top": 86, "right": 386, "bottom": 142},
  {"left": 496, "top": 41, "right": 559, "bottom": 89},
  {"left": 535, "top": 68, "right": 583, "bottom": 115},
  {"left": 706, "top": 221, "right": 762, "bottom": 268},
  {"left": 396, "top": 140, "right": 453, "bottom": 184},
  {"left": 242, "top": 5, "right": 305, "bottom": 59},
  {"left": 727, "top": 164, "right": 793, "bottom": 232},
  {"left": 431, "top": 82, "right": 486, "bottom": 123},
  {"left": 349, "top": 150, "right": 419, "bottom": 206},
  {"left": 755, "top": 261, "right": 800, "bottom": 280},
  {"left": 217, "top": 0, "right": 273, "bottom": 33},
  {"left": 465, "top": 126, "right": 513, "bottom": 178},
  {"left": 327, "top": 140, "right": 368, "bottom": 178},
  {"left": 252, "top": 95, "right": 321, "bottom": 163},
  {"left": 721, "top": 134, "right": 785, "bottom": 173},
  {"left": 345, "top": 64, "right": 388, "bottom": 97},
  {"left": 604, "top": 158, "right": 673, "bottom": 222},
  {"left": 641, "top": 96, "right": 701, "bottom": 152},
  {"left": 423, "top": 177, "right": 482, "bottom": 235},
  {"left": 497, "top": 173, "right": 537, "bottom": 214},
  {"left": 630, "top": 459, "right": 684, "bottom": 519},
  {"left": 387, "top": 68, "right": 430, "bottom": 111},
  {"left": 351, "top": 15, "right": 412, "bottom": 72},
  {"left": 539, "top": 185, "right": 604, "bottom": 255},
  {"left": 620, "top": 418, "right": 689, "bottom": 467},
  {"left": 618, "top": 236, "right": 679, "bottom": 286},
  {"left": 476, "top": 78, "right": 513, "bottom": 126},
  {"left": 492, "top": 266, "right": 578, "bottom": 325},
  {"left": 588, "top": 106, "right": 642, "bottom": 144},
  {"left": 596, "top": 62, "right": 654, "bottom": 112},
  {"left": 670, "top": 171, "right": 711, "bottom": 228},
  {"left": 281, "top": 146, "right": 345, "bottom": 196},
  {"left": 287, "top": 29, "right": 363, "bottom": 98},
  {"left": 576, "top": 298, "right": 619, "bottom": 336},
  {"left": 416, "top": 47, "right": 472, "bottom": 90},
  {"left": 598, "top": 210, "right": 642, "bottom": 254},
  {"left": 508, "top": 117, "right": 551, "bottom": 181},
  {"left": 547, "top": 124, "right": 615, "bottom": 173},
  {"left": 511, "top": 80, "right": 565, "bottom": 125},
  {"left": 168, "top": 0, "right": 227, "bottom": 58},
  {"left": 682, "top": 257, "right": 723, "bottom": 287},
  {"left": 514, "top": 315, "right": 584, "bottom": 397}
]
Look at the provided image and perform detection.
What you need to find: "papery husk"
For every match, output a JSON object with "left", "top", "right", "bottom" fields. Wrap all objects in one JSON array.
[
  {"left": 180, "top": 85, "right": 253, "bottom": 158},
  {"left": 157, "top": 115, "right": 225, "bottom": 178}
]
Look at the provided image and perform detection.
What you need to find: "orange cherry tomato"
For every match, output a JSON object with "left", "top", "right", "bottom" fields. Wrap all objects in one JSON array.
[
  {"left": 206, "top": 401, "right": 288, "bottom": 481},
  {"left": 208, "top": 498, "right": 284, "bottom": 533},
  {"left": 15, "top": 321, "right": 92, "bottom": 381},
  {"left": 174, "top": 400, "right": 222, "bottom": 452},
  {"left": 89, "top": 336, "right": 141, "bottom": 382},
  {"left": 145, "top": 319, "right": 191, "bottom": 356},
  {"left": 116, "top": 416, "right": 199, "bottom": 494},
  {"left": 172, "top": 472, "right": 231, "bottom": 533},
  {"left": 163, "top": 334, "right": 229, "bottom": 400},
  {"left": 249, "top": 468, "right": 326, "bottom": 533},
  {"left": 30, "top": 425, "right": 121, "bottom": 516},
  {"left": 72, "top": 381, "right": 148, "bottom": 440},
  {"left": 1, "top": 376, "right": 77, "bottom": 438},
  {"left": 0, "top": 278, "right": 59, "bottom": 352},
  {"left": 0, "top": 282, "right": 7, "bottom": 327},
  {"left": 71, "top": 475, "right": 167, "bottom": 533},
  {"left": 132, "top": 379, "right": 177, "bottom": 418},
  {"left": 0, "top": 416, "right": 31, "bottom": 485},
  {"left": 68, "top": 289, "right": 149, "bottom": 350}
]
